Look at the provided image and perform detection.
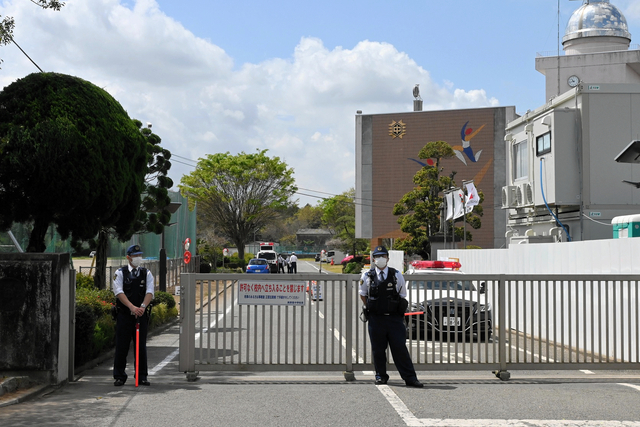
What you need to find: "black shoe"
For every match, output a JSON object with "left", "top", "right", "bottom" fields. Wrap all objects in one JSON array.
[
  {"left": 139, "top": 380, "right": 151, "bottom": 386},
  {"left": 375, "top": 376, "right": 388, "bottom": 385},
  {"left": 114, "top": 379, "right": 125, "bottom": 386},
  {"left": 405, "top": 379, "right": 424, "bottom": 388}
]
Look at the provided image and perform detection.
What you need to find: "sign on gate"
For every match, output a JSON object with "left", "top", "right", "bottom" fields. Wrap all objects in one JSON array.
[{"left": 238, "top": 280, "right": 307, "bottom": 305}]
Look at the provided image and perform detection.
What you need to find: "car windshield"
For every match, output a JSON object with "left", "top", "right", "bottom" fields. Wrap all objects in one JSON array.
[
  {"left": 258, "top": 252, "right": 276, "bottom": 260},
  {"left": 407, "top": 280, "right": 476, "bottom": 291},
  {"left": 250, "top": 259, "right": 268, "bottom": 265}
]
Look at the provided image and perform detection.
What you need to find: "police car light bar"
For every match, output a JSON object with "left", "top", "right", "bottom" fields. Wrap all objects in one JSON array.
[{"left": 410, "top": 260, "right": 461, "bottom": 270}]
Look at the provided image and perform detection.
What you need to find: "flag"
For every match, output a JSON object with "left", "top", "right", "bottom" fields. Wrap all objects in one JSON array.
[
  {"left": 453, "top": 189, "right": 465, "bottom": 219},
  {"left": 465, "top": 182, "right": 480, "bottom": 213},
  {"left": 445, "top": 192, "right": 453, "bottom": 220}
]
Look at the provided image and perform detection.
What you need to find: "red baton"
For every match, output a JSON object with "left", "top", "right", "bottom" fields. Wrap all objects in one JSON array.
[
  {"left": 404, "top": 311, "right": 424, "bottom": 316},
  {"left": 135, "top": 320, "right": 140, "bottom": 387}
]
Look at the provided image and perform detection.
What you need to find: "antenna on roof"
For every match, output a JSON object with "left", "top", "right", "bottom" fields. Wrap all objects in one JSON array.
[{"left": 413, "top": 84, "right": 422, "bottom": 112}]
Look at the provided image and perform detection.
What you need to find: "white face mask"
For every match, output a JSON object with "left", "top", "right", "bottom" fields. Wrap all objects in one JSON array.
[
  {"left": 374, "top": 257, "right": 388, "bottom": 269},
  {"left": 130, "top": 256, "right": 143, "bottom": 268}
]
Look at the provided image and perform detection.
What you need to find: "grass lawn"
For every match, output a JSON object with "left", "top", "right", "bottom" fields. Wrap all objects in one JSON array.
[{"left": 316, "top": 263, "right": 343, "bottom": 274}]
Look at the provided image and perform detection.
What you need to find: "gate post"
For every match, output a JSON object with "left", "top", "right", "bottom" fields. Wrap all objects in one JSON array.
[
  {"left": 343, "top": 278, "right": 356, "bottom": 381},
  {"left": 495, "top": 276, "right": 510, "bottom": 381},
  {"left": 179, "top": 273, "right": 198, "bottom": 380}
]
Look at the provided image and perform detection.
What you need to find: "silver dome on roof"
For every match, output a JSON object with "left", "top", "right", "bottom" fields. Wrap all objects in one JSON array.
[{"left": 563, "top": 0, "right": 630, "bottom": 45}]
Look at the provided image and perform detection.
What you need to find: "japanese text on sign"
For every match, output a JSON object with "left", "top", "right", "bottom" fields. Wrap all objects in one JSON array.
[{"left": 238, "top": 280, "right": 307, "bottom": 306}]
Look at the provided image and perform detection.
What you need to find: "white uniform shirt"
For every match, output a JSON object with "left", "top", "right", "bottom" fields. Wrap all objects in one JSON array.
[
  {"left": 113, "top": 265, "right": 155, "bottom": 298},
  {"left": 290, "top": 254, "right": 298, "bottom": 263},
  {"left": 358, "top": 266, "right": 406, "bottom": 298}
]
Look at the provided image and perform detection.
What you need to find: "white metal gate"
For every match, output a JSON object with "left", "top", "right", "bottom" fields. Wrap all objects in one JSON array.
[{"left": 178, "top": 273, "right": 640, "bottom": 381}]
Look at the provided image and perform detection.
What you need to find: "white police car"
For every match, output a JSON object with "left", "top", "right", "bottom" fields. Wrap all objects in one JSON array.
[{"left": 404, "top": 260, "right": 492, "bottom": 340}]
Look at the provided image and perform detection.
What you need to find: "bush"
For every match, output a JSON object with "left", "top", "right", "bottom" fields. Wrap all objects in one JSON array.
[
  {"left": 149, "top": 303, "right": 179, "bottom": 329},
  {"left": 215, "top": 267, "right": 242, "bottom": 273},
  {"left": 74, "top": 286, "right": 179, "bottom": 368},
  {"left": 152, "top": 291, "right": 176, "bottom": 310},
  {"left": 76, "top": 272, "right": 95, "bottom": 290},
  {"left": 74, "top": 303, "right": 97, "bottom": 367},
  {"left": 93, "top": 316, "right": 116, "bottom": 355},
  {"left": 343, "top": 261, "right": 363, "bottom": 274},
  {"left": 149, "top": 303, "right": 168, "bottom": 329},
  {"left": 76, "top": 287, "right": 115, "bottom": 317}
]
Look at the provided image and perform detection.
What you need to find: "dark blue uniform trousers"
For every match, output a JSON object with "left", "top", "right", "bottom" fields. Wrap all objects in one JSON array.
[
  {"left": 113, "top": 310, "right": 149, "bottom": 383},
  {"left": 367, "top": 313, "right": 418, "bottom": 382}
]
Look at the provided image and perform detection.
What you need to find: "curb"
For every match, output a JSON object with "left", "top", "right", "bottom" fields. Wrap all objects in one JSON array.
[
  {"left": 0, "top": 377, "right": 49, "bottom": 408},
  {"left": 73, "top": 316, "right": 180, "bottom": 379},
  {"left": 0, "top": 317, "right": 180, "bottom": 408}
]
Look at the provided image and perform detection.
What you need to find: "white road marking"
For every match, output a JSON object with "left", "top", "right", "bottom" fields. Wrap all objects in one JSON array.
[
  {"left": 377, "top": 385, "right": 421, "bottom": 425},
  {"left": 331, "top": 327, "right": 364, "bottom": 364},
  {"left": 149, "top": 349, "right": 178, "bottom": 375},
  {"left": 620, "top": 383, "right": 640, "bottom": 392},
  {"left": 304, "top": 261, "right": 329, "bottom": 274},
  {"left": 581, "top": 369, "right": 595, "bottom": 374},
  {"left": 510, "top": 343, "right": 555, "bottom": 363},
  {"left": 376, "top": 384, "right": 640, "bottom": 427}
]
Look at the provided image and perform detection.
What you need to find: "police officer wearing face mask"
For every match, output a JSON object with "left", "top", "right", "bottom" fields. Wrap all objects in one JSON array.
[
  {"left": 359, "top": 246, "right": 423, "bottom": 387},
  {"left": 112, "top": 244, "right": 155, "bottom": 386}
]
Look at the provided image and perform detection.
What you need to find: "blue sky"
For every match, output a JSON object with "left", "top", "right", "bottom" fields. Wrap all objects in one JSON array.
[{"left": 1, "top": 0, "right": 639, "bottom": 206}]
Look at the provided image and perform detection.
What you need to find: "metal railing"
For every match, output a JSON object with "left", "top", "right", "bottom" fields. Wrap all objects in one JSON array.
[
  {"left": 179, "top": 273, "right": 640, "bottom": 381},
  {"left": 536, "top": 44, "right": 640, "bottom": 57},
  {"left": 80, "top": 256, "right": 200, "bottom": 291}
]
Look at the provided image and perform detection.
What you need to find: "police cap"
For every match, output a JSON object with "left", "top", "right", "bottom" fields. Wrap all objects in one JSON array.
[
  {"left": 372, "top": 246, "right": 389, "bottom": 256},
  {"left": 126, "top": 244, "right": 143, "bottom": 256}
]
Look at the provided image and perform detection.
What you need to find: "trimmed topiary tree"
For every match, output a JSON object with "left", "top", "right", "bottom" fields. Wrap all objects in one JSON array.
[{"left": 0, "top": 72, "right": 147, "bottom": 252}]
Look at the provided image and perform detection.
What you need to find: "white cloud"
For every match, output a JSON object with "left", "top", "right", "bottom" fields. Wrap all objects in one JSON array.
[{"left": 0, "top": 0, "right": 500, "bottom": 206}]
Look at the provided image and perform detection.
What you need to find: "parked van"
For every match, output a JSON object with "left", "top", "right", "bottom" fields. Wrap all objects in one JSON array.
[{"left": 258, "top": 242, "right": 279, "bottom": 273}]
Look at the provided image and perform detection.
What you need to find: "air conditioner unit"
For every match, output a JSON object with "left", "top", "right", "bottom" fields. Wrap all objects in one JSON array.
[
  {"left": 501, "top": 186, "right": 517, "bottom": 208},
  {"left": 516, "top": 182, "right": 534, "bottom": 206}
]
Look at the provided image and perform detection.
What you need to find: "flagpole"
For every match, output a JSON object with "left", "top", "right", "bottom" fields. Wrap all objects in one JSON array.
[
  {"left": 462, "top": 180, "right": 475, "bottom": 249},
  {"left": 463, "top": 196, "right": 467, "bottom": 249},
  {"left": 443, "top": 190, "right": 448, "bottom": 252},
  {"left": 443, "top": 189, "right": 447, "bottom": 251}
]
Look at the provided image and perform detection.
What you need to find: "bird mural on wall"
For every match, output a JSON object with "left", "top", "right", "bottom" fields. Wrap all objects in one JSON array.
[{"left": 452, "top": 121, "right": 485, "bottom": 165}]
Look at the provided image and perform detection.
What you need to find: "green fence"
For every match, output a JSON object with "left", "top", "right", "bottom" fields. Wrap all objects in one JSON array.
[{"left": 0, "top": 191, "right": 197, "bottom": 264}]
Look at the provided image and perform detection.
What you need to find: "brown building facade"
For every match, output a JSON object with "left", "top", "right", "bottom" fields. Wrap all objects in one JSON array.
[{"left": 355, "top": 106, "right": 517, "bottom": 254}]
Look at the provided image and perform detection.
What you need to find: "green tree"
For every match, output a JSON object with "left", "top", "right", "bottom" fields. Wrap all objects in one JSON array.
[
  {"left": 0, "top": 72, "right": 147, "bottom": 252},
  {"left": 0, "top": 1, "right": 64, "bottom": 67},
  {"left": 179, "top": 150, "right": 296, "bottom": 266},
  {"left": 297, "top": 204, "right": 323, "bottom": 229},
  {"left": 89, "top": 120, "right": 174, "bottom": 289},
  {"left": 319, "top": 188, "right": 368, "bottom": 255},
  {"left": 266, "top": 203, "right": 324, "bottom": 246},
  {"left": 393, "top": 141, "right": 483, "bottom": 259}
]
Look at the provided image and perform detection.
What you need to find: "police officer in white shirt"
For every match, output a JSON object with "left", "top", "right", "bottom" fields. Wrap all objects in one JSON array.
[
  {"left": 112, "top": 244, "right": 154, "bottom": 386},
  {"left": 359, "top": 246, "right": 423, "bottom": 387},
  {"left": 289, "top": 252, "right": 298, "bottom": 273}
]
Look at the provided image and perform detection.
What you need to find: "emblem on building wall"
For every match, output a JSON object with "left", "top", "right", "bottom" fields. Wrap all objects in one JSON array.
[{"left": 389, "top": 120, "right": 406, "bottom": 139}]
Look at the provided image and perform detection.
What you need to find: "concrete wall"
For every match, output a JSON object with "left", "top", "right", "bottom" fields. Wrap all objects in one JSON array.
[
  {"left": 438, "top": 237, "right": 640, "bottom": 274},
  {"left": 0, "top": 253, "right": 73, "bottom": 385},
  {"left": 439, "top": 238, "right": 640, "bottom": 362}
]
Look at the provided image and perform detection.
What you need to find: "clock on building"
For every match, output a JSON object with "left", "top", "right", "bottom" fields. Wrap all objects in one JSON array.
[{"left": 568, "top": 75, "right": 580, "bottom": 88}]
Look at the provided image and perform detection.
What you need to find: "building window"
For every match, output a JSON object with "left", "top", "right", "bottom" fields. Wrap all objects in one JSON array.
[
  {"left": 536, "top": 132, "right": 551, "bottom": 156},
  {"left": 513, "top": 140, "right": 528, "bottom": 180}
]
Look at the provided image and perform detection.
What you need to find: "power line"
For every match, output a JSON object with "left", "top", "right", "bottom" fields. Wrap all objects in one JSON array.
[
  {"left": 168, "top": 152, "right": 398, "bottom": 208},
  {"left": 171, "top": 153, "right": 198, "bottom": 165},
  {"left": 296, "top": 187, "right": 397, "bottom": 207},
  {"left": 5, "top": 32, "right": 44, "bottom": 72},
  {"left": 170, "top": 158, "right": 198, "bottom": 168}
]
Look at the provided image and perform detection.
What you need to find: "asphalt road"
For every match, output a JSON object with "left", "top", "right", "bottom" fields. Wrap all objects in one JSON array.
[{"left": 4, "top": 260, "right": 640, "bottom": 426}]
